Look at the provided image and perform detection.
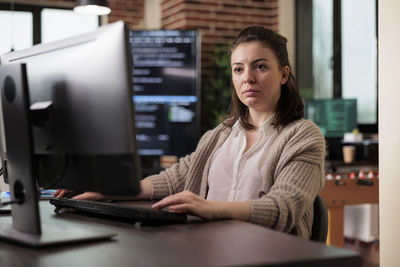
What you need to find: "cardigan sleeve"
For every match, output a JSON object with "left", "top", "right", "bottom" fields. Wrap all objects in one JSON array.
[
  {"left": 147, "top": 127, "right": 219, "bottom": 200},
  {"left": 147, "top": 153, "right": 192, "bottom": 199},
  {"left": 247, "top": 120, "right": 325, "bottom": 235}
]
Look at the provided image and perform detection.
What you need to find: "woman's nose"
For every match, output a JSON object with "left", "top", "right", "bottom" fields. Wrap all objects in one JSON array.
[{"left": 243, "top": 69, "right": 255, "bottom": 84}]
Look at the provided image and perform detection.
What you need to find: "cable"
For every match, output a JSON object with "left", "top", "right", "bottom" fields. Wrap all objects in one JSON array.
[
  {"left": 40, "top": 155, "right": 69, "bottom": 189},
  {"left": 0, "top": 199, "right": 22, "bottom": 207}
]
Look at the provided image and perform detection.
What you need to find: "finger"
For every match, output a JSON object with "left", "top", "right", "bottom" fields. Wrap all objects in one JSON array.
[
  {"left": 169, "top": 202, "right": 212, "bottom": 220},
  {"left": 152, "top": 191, "right": 198, "bottom": 210},
  {"left": 168, "top": 208, "right": 188, "bottom": 214},
  {"left": 71, "top": 193, "right": 86, "bottom": 200},
  {"left": 168, "top": 203, "right": 192, "bottom": 214},
  {"left": 55, "top": 189, "right": 69, "bottom": 199},
  {"left": 152, "top": 199, "right": 169, "bottom": 210},
  {"left": 72, "top": 192, "right": 103, "bottom": 201},
  {"left": 53, "top": 189, "right": 62, "bottom": 197},
  {"left": 53, "top": 189, "right": 66, "bottom": 197},
  {"left": 152, "top": 195, "right": 184, "bottom": 210}
]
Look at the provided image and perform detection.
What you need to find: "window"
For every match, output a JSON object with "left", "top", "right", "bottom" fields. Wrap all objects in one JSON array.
[
  {"left": 312, "top": 0, "right": 333, "bottom": 99},
  {"left": 296, "top": 0, "right": 377, "bottom": 132},
  {"left": 0, "top": 4, "right": 99, "bottom": 54},
  {"left": 41, "top": 8, "right": 98, "bottom": 43},
  {"left": 0, "top": 10, "right": 33, "bottom": 54},
  {"left": 341, "top": 0, "right": 377, "bottom": 125}
]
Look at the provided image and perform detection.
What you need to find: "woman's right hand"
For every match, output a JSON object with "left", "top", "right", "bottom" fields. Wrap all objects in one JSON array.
[
  {"left": 53, "top": 189, "right": 70, "bottom": 198},
  {"left": 53, "top": 189, "right": 106, "bottom": 201},
  {"left": 71, "top": 191, "right": 107, "bottom": 200},
  {"left": 53, "top": 178, "right": 153, "bottom": 201}
]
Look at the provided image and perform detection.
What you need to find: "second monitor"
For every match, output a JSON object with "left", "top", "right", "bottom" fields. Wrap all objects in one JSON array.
[{"left": 130, "top": 30, "right": 201, "bottom": 158}]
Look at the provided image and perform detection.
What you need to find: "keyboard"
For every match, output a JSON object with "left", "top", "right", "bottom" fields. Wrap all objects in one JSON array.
[{"left": 49, "top": 198, "right": 187, "bottom": 224}]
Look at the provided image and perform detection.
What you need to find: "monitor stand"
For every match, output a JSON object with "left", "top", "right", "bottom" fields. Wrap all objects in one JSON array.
[
  {"left": 0, "top": 63, "right": 115, "bottom": 247},
  {"left": 0, "top": 219, "right": 116, "bottom": 248}
]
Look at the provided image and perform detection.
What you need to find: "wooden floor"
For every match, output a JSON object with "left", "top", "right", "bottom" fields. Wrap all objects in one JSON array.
[{"left": 344, "top": 238, "right": 379, "bottom": 267}]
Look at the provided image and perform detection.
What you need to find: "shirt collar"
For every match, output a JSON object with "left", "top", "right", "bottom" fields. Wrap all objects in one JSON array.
[
  {"left": 232, "top": 120, "right": 243, "bottom": 137},
  {"left": 259, "top": 115, "right": 274, "bottom": 137},
  {"left": 232, "top": 115, "right": 275, "bottom": 137}
]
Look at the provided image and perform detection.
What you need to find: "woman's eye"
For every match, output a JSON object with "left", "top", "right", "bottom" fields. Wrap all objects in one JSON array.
[
  {"left": 233, "top": 67, "right": 242, "bottom": 73},
  {"left": 256, "top": 64, "right": 267, "bottom": 71}
]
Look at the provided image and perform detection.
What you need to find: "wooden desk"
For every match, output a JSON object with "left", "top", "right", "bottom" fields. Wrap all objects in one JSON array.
[
  {"left": 320, "top": 178, "right": 379, "bottom": 247},
  {"left": 0, "top": 201, "right": 361, "bottom": 267}
]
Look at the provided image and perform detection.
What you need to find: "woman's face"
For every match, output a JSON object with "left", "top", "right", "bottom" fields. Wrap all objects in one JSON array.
[{"left": 230, "top": 41, "right": 289, "bottom": 116}]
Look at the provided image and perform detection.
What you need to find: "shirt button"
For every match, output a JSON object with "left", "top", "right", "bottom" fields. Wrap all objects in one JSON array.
[{"left": 258, "top": 191, "right": 266, "bottom": 198}]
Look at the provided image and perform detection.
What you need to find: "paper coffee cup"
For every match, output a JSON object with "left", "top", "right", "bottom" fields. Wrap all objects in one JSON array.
[{"left": 342, "top": 146, "right": 356, "bottom": 163}]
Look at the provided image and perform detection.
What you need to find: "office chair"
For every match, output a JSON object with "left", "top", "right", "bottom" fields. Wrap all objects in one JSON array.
[{"left": 310, "top": 195, "right": 328, "bottom": 243}]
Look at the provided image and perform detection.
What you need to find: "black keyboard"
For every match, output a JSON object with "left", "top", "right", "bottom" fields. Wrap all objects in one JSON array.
[{"left": 50, "top": 198, "right": 187, "bottom": 224}]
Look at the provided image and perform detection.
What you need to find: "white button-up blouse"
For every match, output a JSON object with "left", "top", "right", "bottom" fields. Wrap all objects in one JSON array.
[{"left": 206, "top": 116, "right": 275, "bottom": 202}]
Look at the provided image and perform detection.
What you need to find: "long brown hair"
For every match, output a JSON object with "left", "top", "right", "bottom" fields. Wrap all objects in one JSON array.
[{"left": 224, "top": 26, "right": 304, "bottom": 130}]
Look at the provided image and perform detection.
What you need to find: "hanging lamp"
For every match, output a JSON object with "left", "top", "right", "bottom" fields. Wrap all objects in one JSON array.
[{"left": 73, "top": 0, "right": 111, "bottom": 16}]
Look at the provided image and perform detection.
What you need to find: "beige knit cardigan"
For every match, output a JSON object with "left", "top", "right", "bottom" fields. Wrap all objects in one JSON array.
[{"left": 148, "top": 118, "right": 325, "bottom": 238}]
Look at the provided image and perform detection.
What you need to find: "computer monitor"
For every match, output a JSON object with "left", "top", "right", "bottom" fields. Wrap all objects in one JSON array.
[
  {"left": 304, "top": 99, "right": 357, "bottom": 138},
  {"left": 0, "top": 21, "right": 141, "bottom": 247},
  {"left": 129, "top": 30, "right": 200, "bottom": 158}
]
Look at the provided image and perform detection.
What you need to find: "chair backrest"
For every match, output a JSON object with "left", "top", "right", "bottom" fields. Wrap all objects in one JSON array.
[{"left": 310, "top": 195, "right": 328, "bottom": 243}]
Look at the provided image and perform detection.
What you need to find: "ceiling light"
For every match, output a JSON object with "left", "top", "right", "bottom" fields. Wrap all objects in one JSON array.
[{"left": 74, "top": 0, "right": 111, "bottom": 16}]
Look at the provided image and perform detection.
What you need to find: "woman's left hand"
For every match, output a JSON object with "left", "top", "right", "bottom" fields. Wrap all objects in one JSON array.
[
  {"left": 152, "top": 190, "right": 218, "bottom": 220},
  {"left": 152, "top": 190, "right": 251, "bottom": 221}
]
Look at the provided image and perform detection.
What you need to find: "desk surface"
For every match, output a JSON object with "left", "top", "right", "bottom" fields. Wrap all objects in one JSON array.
[{"left": 0, "top": 201, "right": 361, "bottom": 267}]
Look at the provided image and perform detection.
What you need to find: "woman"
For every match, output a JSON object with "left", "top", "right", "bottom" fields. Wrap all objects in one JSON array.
[{"left": 55, "top": 26, "right": 325, "bottom": 239}]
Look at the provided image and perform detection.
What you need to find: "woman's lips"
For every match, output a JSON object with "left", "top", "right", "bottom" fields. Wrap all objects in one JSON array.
[{"left": 242, "top": 88, "right": 259, "bottom": 95}]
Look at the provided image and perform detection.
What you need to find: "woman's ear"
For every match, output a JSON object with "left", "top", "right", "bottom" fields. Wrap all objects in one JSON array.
[{"left": 280, "top": 66, "right": 290, "bottom": 85}]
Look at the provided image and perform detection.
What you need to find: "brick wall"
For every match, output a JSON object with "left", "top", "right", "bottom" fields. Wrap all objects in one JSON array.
[
  {"left": 160, "top": 0, "right": 279, "bottom": 73},
  {"left": 159, "top": 0, "right": 279, "bottom": 131},
  {"left": 161, "top": 0, "right": 278, "bottom": 45},
  {"left": 108, "top": 0, "right": 145, "bottom": 29}
]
